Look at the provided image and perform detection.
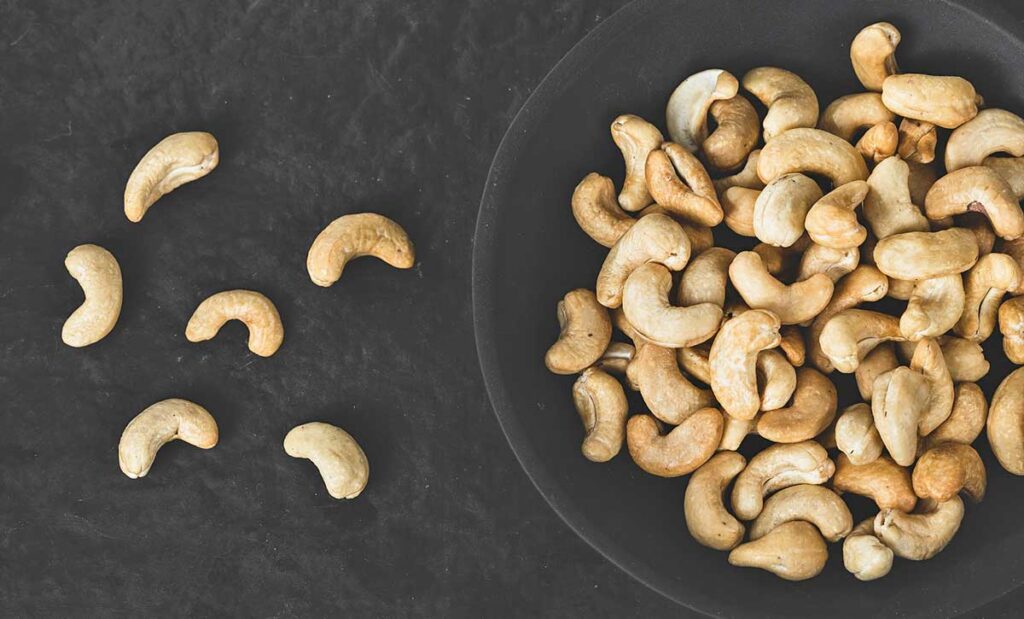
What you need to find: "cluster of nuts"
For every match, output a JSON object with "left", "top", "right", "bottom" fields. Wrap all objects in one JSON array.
[
  {"left": 62, "top": 132, "right": 415, "bottom": 499},
  {"left": 546, "top": 21, "right": 1024, "bottom": 581}
]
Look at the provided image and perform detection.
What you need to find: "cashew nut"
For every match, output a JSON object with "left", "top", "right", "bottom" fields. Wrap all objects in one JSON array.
[
  {"left": 758, "top": 128, "right": 869, "bottom": 186},
  {"left": 819, "top": 309, "right": 904, "bottom": 373},
  {"left": 61, "top": 244, "right": 123, "bottom": 348},
  {"left": 622, "top": 263, "right": 723, "bottom": 348},
  {"left": 819, "top": 93, "right": 894, "bottom": 142},
  {"left": 645, "top": 142, "right": 723, "bottom": 226},
  {"left": 665, "top": 69, "right": 739, "bottom": 153},
  {"left": 284, "top": 422, "right": 369, "bottom": 500},
  {"left": 719, "top": 186, "right": 759, "bottom": 237},
  {"left": 742, "top": 67, "right": 819, "bottom": 141},
  {"left": 945, "top": 109, "right": 1024, "bottom": 172},
  {"left": 684, "top": 452, "right": 747, "bottom": 550},
  {"left": 703, "top": 95, "right": 760, "bottom": 171},
  {"left": 907, "top": 160, "right": 940, "bottom": 206},
  {"left": 571, "top": 173, "right": 634, "bottom": 247},
  {"left": 833, "top": 453, "right": 917, "bottom": 512},
  {"left": 750, "top": 484, "right": 852, "bottom": 542},
  {"left": 898, "top": 118, "right": 937, "bottom": 164},
  {"left": 881, "top": 74, "right": 979, "bottom": 129},
  {"left": 937, "top": 336, "right": 991, "bottom": 382},
  {"left": 677, "top": 343, "right": 711, "bottom": 385},
  {"left": 988, "top": 366, "right": 1024, "bottom": 474},
  {"left": 805, "top": 181, "right": 870, "bottom": 250},
  {"left": 873, "top": 228, "right": 979, "bottom": 281},
  {"left": 709, "top": 309, "right": 782, "bottom": 420},
  {"left": 923, "top": 383, "right": 988, "bottom": 450},
  {"left": 123, "top": 131, "right": 219, "bottom": 222},
  {"left": 713, "top": 149, "right": 764, "bottom": 194},
  {"left": 185, "top": 290, "right": 284, "bottom": 357},
  {"left": 757, "top": 349, "right": 798, "bottom": 412},
  {"left": 1004, "top": 237, "right": 1024, "bottom": 293},
  {"left": 924, "top": 167, "right": 1024, "bottom": 240},
  {"left": 638, "top": 207, "right": 716, "bottom": 254},
  {"left": 874, "top": 496, "right": 965, "bottom": 560},
  {"left": 731, "top": 440, "right": 834, "bottom": 520},
  {"left": 863, "top": 156, "right": 930, "bottom": 240},
  {"left": 757, "top": 368, "right": 836, "bottom": 443},
  {"left": 728, "top": 521, "right": 828, "bottom": 581},
  {"left": 627, "top": 342, "right": 714, "bottom": 425},
  {"left": 1000, "top": 296, "right": 1024, "bottom": 363},
  {"left": 611, "top": 114, "right": 664, "bottom": 212},
  {"left": 913, "top": 443, "right": 986, "bottom": 503},
  {"left": 808, "top": 266, "right": 888, "bottom": 372},
  {"left": 796, "top": 243, "right": 860, "bottom": 283},
  {"left": 850, "top": 22, "right": 900, "bottom": 91},
  {"left": 573, "top": 367, "right": 628, "bottom": 462},
  {"left": 677, "top": 247, "right": 735, "bottom": 307},
  {"left": 544, "top": 289, "right": 612, "bottom": 374},
  {"left": 900, "top": 275, "right": 965, "bottom": 341},
  {"left": 306, "top": 213, "right": 415, "bottom": 287},
  {"left": 872, "top": 367, "right": 930, "bottom": 466},
  {"left": 856, "top": 121, "right": 899, "bottom": 163},
  {"left": 719, "top": 413, "right": 757, "bottom": 452},
  {"left": 596, "top": 213, "right": 690, "bottom": 308},
  {"left": 753, "top": 173, "right": 823, "bottom": 247},
  {"left": 909, "top": 338, "right": 955, "bottom": 436},
  {"left": 595, "top": 342, "right": 635, "bottom": 376},
  {"left": 955, "top": 253, "right": 1022, "bottom": 340},
  {"left": 843, "top": 518, "right": 894, "bottom": 581},
  {"left": 626, "top": 408, "right": 723, "bottom": 477},
  {"left": 983, "top": 156, "right": 1024, "bottom": 201},
  {"left": 836, "top": 403, "right": 884, "bottom": 465},
  {"left": 855, "top": 343, "right": 900, "bottom": 402},
  {"left": 118, "top": 399, "right": 218, "bottom": 479},
  {"left": 729, "top": 252, "right": 833, "bottom": 325},
  {"left": 779, "top": 325, "right": 807, "bottom": 367}
]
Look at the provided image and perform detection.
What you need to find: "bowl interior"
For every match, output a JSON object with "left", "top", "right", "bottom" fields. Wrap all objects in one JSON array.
[{"left": 474, "top": 0, "right": 1024, "bottom": 616}]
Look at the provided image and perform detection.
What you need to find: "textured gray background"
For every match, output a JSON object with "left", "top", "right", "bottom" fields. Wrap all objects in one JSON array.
[{"left": 0, "top": 1, "right": 1020, "bottom": 616}]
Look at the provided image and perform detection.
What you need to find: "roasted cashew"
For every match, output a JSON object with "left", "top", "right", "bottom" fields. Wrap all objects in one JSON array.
[
  {"left": 684, "top": 452, "right": 747, "bottom": 550},
  {"left": 573, "top": 368, "right": 628, "bottom": 462},
  {"left": 988, "top": 367, "right": 1024, "bottom": 474},
  {"left": 728, "top": 521, "right": 827, "bottom": 581},
  {"left": 881, "top": 74, "right": 980, "bottom": 129},
  {"left": 923, "top": 383, "right": 988, "bottom": 449},
  {"left": 819, "top": 309, "right": 904, "bottom": 373},
  {"left": 645, "top": 142, "right": 723, "bottom": 226},
  {"left": 924, "top": 167, "right": 1024, "bottom": 240},
  {"left": 544, "top": 289, "right": 612, "bottom": 374},
  {"left": 710, "top": 309, "right": 782, "bottom": 419},
  {"left": 874, "top": 496, "right": 965, "bottom": 560},
  {"left": 983, "top": 156, "right": 1024, "bottom": 201},
  {"left": 898, "top": 119, "right": 937, "bottom": 164},
  {"left": 571, "top": 173, "right": 634, "bottom": 247},
  {"left": 843, "top": 518, "right": 894, "bottom": 581},
  {"left": 819, "top": 93, "right": 894, "bottom": 142},
  {"left": 595, "top": 342, "right": 635, "bottom": 376},
  {"left": 124, "top": 131, "right": 219, "bottom": 222},
  {"left": 857, "top": 121, "right": 899, "bottom": 163},
  {"left": 955, "top": 253, "right": 1022, "bottom": 341},
  {"left": 900, "top": 275, "right": 965, "bottom": 341},
  {"left": 622, "top": 263, "right": 723, "bottom": 348},
  {"left": 808, "top": 266, "right": 888, "bottom": 372},
  {"left": 752, "top": 173, "right": 822, "bottom": 248},
  {"left": 666, "top": 69, "right": 739, "bottom": 153},
  {"left": 118, "top": 399, "right": 218, "bottom": 479},
  {"left": 284, "top": 422, "right": 369, "bottom": 500},
  {"left": 758, "top": 128, "right": 869, "bottom": 186},
  {"left": 731, "top": 440, "right": 834, "bottom": 520},
  {"left": 833, "top": 453, "right": 917, "bottom": 512},
  {"left": 627, "top": 342, "right": 714, "bottom": 425},
  {"left": 713, "top": 149, "right": 764, "bottom": 194},
  {"left": 873, "top": 228, "right": 979, "bottom": 281},
  {"left": 1000, "top": 296, "right": 1024, "bottom": 363},
  {"left": 757, "top": 349, "right": 797, "bottom": 412},
  {"left": 596, "top": 213, "right": 690, "bottom": 308},
  {"left": 641, "top": 206, "right": 716, "bottom": 254},
  {"left": 703, "top": 95, "right": 760, "bottom": 171},
  {"left": 677, "top": 247, "right": 735, "bottom": 307},
  {"left": 909, "top": 338, "right": 955, "bottom": 436},
  {"left": 946, "top": 109, "right": 1024, "bottom": 172},
  {"left": 750, "top": 484, "right": 852, "bottom": 542},
  {"left": 611, "top": 114, "right": 664, "bottom": 212},
  {"left": 626, "top": 408, "right": 723, "bottom": 477},
  {"left": 836, "top": 403, "right": 884, "bottom": 465},
  {"left": 306, "top": 213, "right": 415, "bottom": 287},
  {"left": 742, "top": 67, "right": 819, "bottom": 141},
  {"left": 850, "top": 22, "right": 900, "bottom": 91},
  {"left": 913, "top": 443, "right": 986, "bottom": 503},
  {"left": 185, "top": 290, "right": 284, "bottom": 357},
  {"left": 720, "top": 186, "right": 759, "bottom": 237},
  {"left": 757, "top": 368, "right": 836, "bottom": 443},
  {"left": 61, "top": 244, "right": 122, "bottom": 348},
  {"left": 796, "top": 243, "right": 859, "bottom": 283},
  {"left": 872, "top": 367, "right": 930, "bottom": 466},
  {"left": 805, "top": 181, "right": 870, "bottom": 250},
  {"left": 729, "top": 252, "right": 833, "bottom": 325},
  {"left": 863, "top": 156, "right": 930, "bottom": 240},
  {"left": 856, "top": 343, "right": 900, "bottom": 401}
]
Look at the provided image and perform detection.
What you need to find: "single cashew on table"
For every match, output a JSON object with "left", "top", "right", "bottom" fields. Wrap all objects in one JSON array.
[{"left": 544, "top": 20, "right": 1024, "bottom": 581}]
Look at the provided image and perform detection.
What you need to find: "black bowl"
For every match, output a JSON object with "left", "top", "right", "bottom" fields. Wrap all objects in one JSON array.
[{"left": 473, "top": 0, "right": 1024, "bottom": 616}]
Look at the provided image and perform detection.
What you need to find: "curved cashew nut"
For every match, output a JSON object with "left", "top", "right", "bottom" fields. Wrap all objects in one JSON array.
[
  {"left": 874, "top": 496, "right": 965, "bottom": 560},
  {"left": 185, "top": 290, "right": 284, "bottom": 357},
  {"left": 684, "top": 452, "right": 747, "bottom": 550},
  {"left": 729, "top": 252, "right": 833, "bottom": 325},
  {"left": 873, "top": 228, "right": 979, "bottom": 281},
  {"left": 843, "top": 518, "right": 894, "bottom": 581},
  {"left": 857, "top": 121, "right": 899, "bottom": 163},
  {"left": 627, "top": 342, "right": 714, "bottom": 425},
  {"left": 677, "top": 343, "right": 711, "bottom": 385},
  {"left": 306, "top": 213, "right": 415, "bottom": 287},
  {"left": 900, "top": 275, "right": 965, "bottom": 341},
  {"left": 720, "top": 186, "right": 759, "bottom": 237},
  {"left": 808, "top": 266, "right": 888, "bottom": 372},
  {"left": 640, "top": 205, "right": 716, "bottom": 254},
  {"left": 622, "top": 263, "right": 723, "bottom": 348},
  {"left": 779, "top": 325, "right": 807, "bottom": 367},
  {"left": 836, "top": 403, "right": 883, "bottom": 465},
  {"left": 925, "top": 167, "right": 1024, "bottom": 240},
  {"left": 946, "top": 109, "right": 1024, "bottom": 172},
  {"left": 1000, "top": 296, "right": 1024, "bottom": 363},
  {"left": 909, "top": 338, "right": 955, "bottom": 436},
  {"left": 729, "top": 521, "right": 827, "bottom": 581},
  {"left": 544, "top": 289, "right": 612, "bottom": 374},
  {"left": 756, "top": 349, "right": 797, "bottom": 412},
  {"left": 819, "top": 309, "right": 904, "bottom": 373},
  {"left": 913, "top": 443, "right": 986, "bottom": 503},
  {"left": 850, "top": 22, "right": 900, "bottom": 91},
  {"left": 645, "top": 142, "right": 723, "bottom": 226},
  {"left": 805, "top": 181, "right": 870, "bottom": 250},
  {"left": 709, "top": 309, "right": 782, "bottom": 420},
  {"left": 863, "top": 156, "right": 930, "bottom": 240},
  {"left": 571, "top": 173, "right": 634, "bottom": 247},
  {"left": 983, "top": 156, "right": 1024, "bottom": 201},
  {"left": 872, "top": 367, "right": 930, "bottom": 466},
  {"left": 713, "top": 149, "right": 764, "bottom": 194},
  {"left": 758, "top": 128, "right": 869, "bottom": 186},
  {"left": 753, "top": 173, "right": 823, "bottom": 248},
  {"left": 924, "top": 382, "right": 988, "bottom": 450},
  {"left": 819, "top": 93, "right": 894, "bottom": 141},
  {"left": 284, "top": 422, "right": 369, "bottom": 499},
  {"left": 882, "top": 74, "right": 980, "bottom": 129},
  {"left": 750, "top": 484, "right": 853, "bottom": 542},
  {"left": 62, "top": 244, "right": 122, "bottom": 347},
  {"left": 937, "top": 337, "right": 990, "bottom": 382},
  {"left": 573, "top": 368, "right": 628, "bottom": 462},
  {"left": 595, "top": 342, "right": 635, "bottom": 376},
  {"left": 742, "top": 67, "right": 819, "bottom": 141},
  {"left": 796, "top": 243, "right": 860, "bottom": 283},
  {"left": 719, "top": 412, "right": 757, "bottom": 452},
  {"left": 665, "top": 69, "right": 739, "bottom": 152},
  {"left": 626, "top": 408, "right": 723, "bottom": 477},
  {"left": 955, "top": 253, "right": 1021, "bottom": 341},
  {"left": 833, "top": 453, "right": 916, "bottom": 512},
  {"left": 856, "top": 343, "right": 900, "bottom": 402},
  {"left": 677, "top": 247, "right": 735, "bottom": 307},
  {"left": 757, "top": 368, "right": 837, "bottom": 443},
  {"left": 898, "top": 118, "right": 937, "bottom": 164},
  {"left": 596, "top": 213, "right": 690, "bottom": 308},
  {"left": 610, "top": 114, "right": 663, "bottom": 212},
  {"left": 1005, "top": 237, "right": 1024, "bottom": 293},
  {"left": 988, "top": 367, "right": 1024, "bottom": 474},
  {"left": 124, "top": 131, "right": 219, "bottom": 222},
  {"left": 118, "top": 399, "right": 218, "bottom": 479},
  {"left": 703, "top": 95, "right": 759, "bottom": 171},
  {"left": 731, "top": 440, "right": 834, "bottom": 520}
]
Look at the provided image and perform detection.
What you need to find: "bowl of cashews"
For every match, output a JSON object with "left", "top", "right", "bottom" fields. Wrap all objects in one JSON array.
[{"left": 474, "top": 0, "right": 1024, "bottom": 615}]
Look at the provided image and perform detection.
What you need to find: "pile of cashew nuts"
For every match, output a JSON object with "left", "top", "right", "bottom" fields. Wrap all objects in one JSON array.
[
  {"left": 548, "top": 21, "right": 1024, "bottom": 581},
  {"left": 62, "top": 132, "right": 415, "bottom": 500}
]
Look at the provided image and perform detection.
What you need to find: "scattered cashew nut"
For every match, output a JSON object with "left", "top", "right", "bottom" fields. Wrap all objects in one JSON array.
[
  {"left": 571, "top": 173, "right": 634, "bottom": 247},
  {"left": 284, "top": 422, "right": 369, "bottom": 500},
  {"left": 850, "top": 22, "right": 900, "bottom": 91},
  {"left": 645, "top": 142, "right": 723, "bottom": 226},
  {"left": 833, "top": 453, "right": 916, "bottom": 512},
  {"left": 124, "top": 131, "right": 219, "bottom": 222},
  {"left": 185, "top": 289, "right": 284, "bottom": 357},
  {"left": 306, "top": 212, "right": 415, "bottom": 287},
  {"left": 912, "top": 443, "right": 986, "bottom": 503},
  {"left": 731, "top": 440, "right": 834, "bottom": 521},
  {"left": 595, "top": 213, "right": 690, "bottom": 308},
  {"left": 118, "top": 398, "right": 218, "bottom": 479},
  {"left": 729, "top": 251, "right": 833, "bottom": 325},
  {"left": 843, "top": 518, "right": 894, "bottom": 581},
  {"left": 626, "top": 408, "right": 723, "bottom": 477},
  {"left": 749, "top": 484, "right": 852, "bottom": 542},
  {"left": 874, "top": 496, "right": 965, "bottom": 560},
  {"left": 666, "top": 69, "right": 739, "bottom": 152},
  {"left": 61, "top": 244, "right": 122, "bottom": 348},
  {"left": 881, "top": 74, "right": 979, "bottom": 129},
  {"left": 709, "top": 309, "right": 782, "bottom": 420},
  {"left": 757, "top": 368, "right": 836, "bottom": 443},
  {"left": 573, "top": 368, "right": 628, "bottom": 462},
  {"left": 684, "top": 452, "right": 747, "bottom": 550},
  {"left": 742, "top": 67, "right": 819, "bottom": 141},
  {"left": 544, "top": 289, "right": 612, "bottom": 375}
]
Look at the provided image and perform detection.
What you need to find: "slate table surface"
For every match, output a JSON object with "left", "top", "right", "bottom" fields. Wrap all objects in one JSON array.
[{"left": 1, "top": 1, "right": 1023, "bottom": 617}]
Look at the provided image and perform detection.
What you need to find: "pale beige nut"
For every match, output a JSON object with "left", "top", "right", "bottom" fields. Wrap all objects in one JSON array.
[
  {"left": 703, "top": 95, "right": 759, "bottom": 171},
  {"left": 757, "top": 368, "right": 836, "bottom": 443},
  {"left": 855, "top": 343, "right": 899, "bottom": 402},
  {"left": 909, "top": 338, "right": 955, "bottom": 437},
  {"left": 719, "top": 186, "right": 759, "bottom": 237},
  {"left": 924, "top": 167, "right": 1024, "bottom": 240},
  {"left": 843, "top": 518, "right": 894, "bottom": 581},
  {"left": 185, "top": 290, "right": 284, "bottom": 357},
  {"left": 729, "top": 251, "right": 833, "bottom": 325},
  {"left": 819, "top": 93, "right": 894, "bottom": 141},
  {"left": 835, "top": 403, "right": 884, "bottom": 465},
  {"left": 881, "top": 74, "right": 979, "bottom": 129},
  {"left": 710, "top": 309, "right": 782, "bottom": 420},
  {"left": 645, "top": 142, "right": 723, "bottom": 226},
  {"left": 757, "top": 128, "right": 869, "bottom": 186},
  {"left": 912, "top": 443, "right": 986, "bottom": 503},
  {"left": 988, "top": 367, "right": 1024, "bottom": 474},
  {"left": 677, "top": 343, "right": 711, "bottom": 385},
  {"left": 571, "top": 173, "right": 634, "bottom": 247},
  {"left": 819, "top": 309, "right": 904, "bottom": 373},
  {"left": 887, "top": 276, "right": 916, "bottom": 301},
  {"left": 284, "top": 422, "right": 369, "bottom": 499},
  {"left": 756, "top": 349, "right": 798, "bottom": 412},
  {"left": 805, "top": 181, "right": 870, "bottom": 250},
  {"left": 684, "top": 452, "right": 747, "bottom": 550},
  {"left": 626, "top": 408, "right": 723, "bottom": 477},
  {"left": 923, "top": 383, "right": 988, "bottom": 450},
  {"left": 872, "top": 367, "right": 930, "bottom": 466},
  {"left": 118, "top": 399, "right": 218, "bottom": 479},
  {"left": 611, "top": 114, "right": 664, "bottom": 212},
  {"left": 595, "top": 213, "right": 690, "bottom": 308},
  {"left": 306, "top": 212, "right": 415, "bottom": 287},
  {"left": 641, "top": 204, "right": 716, "bottom": 253},
  {"left": 622, "top": 263, "right": 723, "bottom": 348},
  {"left": 594, "top": 342, "right": 635, "bottom": 376},
  {"left": 61, "top": 244, "right": 122, "bottom": 348},
  {"left": 627, "top": 342, "right": 714, "bottom": 425},
  {"left": 796, "top": 243, "right": 860, "bottom": 284},
  {"left": 731, "top": 440, "right": 834, "bottom": 521},
  {"left": 752, "top": 173, "right": 822, "bottom": 248},
  {"left": 808, "top": 266, "right": 888, "bottom": 372},
  {"left": 750, "top": 484, "right": 852, "bottom": 542},
  {"left": 833, "top": 453, "right": 917, "bottom": 512},
  {"left": 666, "top": 69, "right": 739, "bottom": 153},
  {"left": 719, "top": 413, "right": 757, "bottom": 452},
  {"left": 945, "top": 109, "right": 1024, "bottom": 172},
  {"left": 899, "top": 275, "right": 965, "bottom": 341},
  {"left": 983, "top": 156, "right": 1024, "bottom": 201},
  {"left": 873, "top": 228, "right": 979, "bottom": 281},
  {"left": 752, "top": 242, "right": 793, "bottom": 278},
  {"left": 898, "top": 119, "right": 937, "bottom": 164},
  {"left": 856, "top": 121, "right": 899, "bottom": 163},
  {"left": 124, "top": 131, "right": 219, "bottom": 222},
  {"left": 728, "top": 521, "right": 827, "bottom": 581},
  {"left": 572, "top": 368, "right": 628, "bottom": 462},
  {"left": 938, "top": 337, "right": 990, "bottom": 382},
  {"left": 1000, "top": 296, "right": 1024, "bottom": 363},
  {"left": 863, "top": 156, "right": 930, "bottom": 240},
  {"left": 677, "top": 247, "right": 735, "bottom": 308},
  {"left": 713, "top": 149, "right": 764, "bottom": 194},
  {"left": 874, "top": 496, "right": 965, "bottom": 560},
  {"left": 955, "top": 253, "right": 1022, "bottom": 341},
  {"left": 742, "top": 67, "right": 819, "bottom": 141},
  {"left": 850, "top": 22, "right": 900, "bottom": 91},
  {"left": 544, "top": 289, "right": 612, "bottom": 375}
]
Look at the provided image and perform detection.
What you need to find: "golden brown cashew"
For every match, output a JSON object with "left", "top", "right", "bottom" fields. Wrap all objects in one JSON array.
[
  {"left": 731, "top": 440, "right": 835, "bottom": 520},
  {"left": 836, "top": 403, "right": 884, "bottom": 465},
  {"left": 923, "top": 383, "right": 988, "bottom": 449},
  {"left": 757, "top": 349, "right": 798, "bottom": 412},
  {"left": 639, "top": 206, "right": 716, "bottom": 254},
  {"left": 983, "top": 156, "right": 1024, "bottom": 201},
  {"left": 910, "top": 338, "right": 955, "bottom": 436},
  {"left": 666, "top": 69, "right": 739, "bottom": 152},
  {"left": 757, "top": 368, "right": 837, "bottom": 443},
  {"left": 900, "top": 275, "right": 965, "bottom": 341},
  {"left": 720, "top": 186, "right": 760, "bottom": 237},
  {"left": 856, "top": 343, "right": 900, "bottom": 401},
  {"left": 924, "top": 167, "right": 1024, "bottom": 240},
  {"left": 124, "top": 131, "right": 219, "bottom": 222},
  {"left": 956, "top": 253, "right": 1022, "bottom": 341},
  {"left": 898, "top": 119, "right": 937, "bottom": 164},
  {"left": 843, "top": 518, "right": 894, "bottom": 581},
  {"left": 684, "top": 452, "right": 747, "bottom": 550},
  {"left": 750, "top": 484, "right": 853, "bottom": 542},
  {"left": 596, "top": 213, "right": 691, "bottom": 308},
  {"left": 872, "top": 367, "right": 930, "bottom": 466},
  {"left": 819, "top": 93, "right": 894, "bottom": 141},
  {"left": 742, "top": 67, "right": 819, "bottom": 141},
  {"left": 544, "top": 289, "right": 612, "bottom": 374},
  {"left": 796, "top": 243, "right": 860, "bottom": 283},
  {"left": 988, "top": 367, "right": 1024, "bottom": 474},
  {"left": 805, "top": 181, "right": 870, "bottom": 250},
  {"left": 945, "top": 109, "right": 1024, "bottom": 171},
  {"left": 752, "top": 173, "right": 823, "bottom": 247},
  {"left": 677, "top": 343, "right": 712, "bottom": 385},
  {"left": 819, "top": 309, "right": 904, "bottom": 373},
  {"left": 729, "top": 252, "right": 833, "bottom": 325},
  {"left": 118, "top": 399, "right": 218, "bottom": 479},
  {"left": 710, "top": 309, "right": 782, "bottom": 420},
  {"left": 572, "top": 368, "right": 628, "bottom": 462},
  {"left": 850, "top": 22, "right": 900, "bottom": 91},
  {"left": 938, "top": 336, "right": 991, "bottom": 382},
  {"left": 728, "top": 521, "right": 827, "bottom": 581},
  {"left": 622, "top": 263, "right": 723, "bottom": 348},
  {"left": 306, "top": 213, "right": 415, "bottom": 287},
  {"left": 61, "top": 244, "right": 122, "bottom": 348},
  {"left": 626, "top": 408, "right": 723, "bottom": 477},
  {"left": 833, "top": 453, "right": 917, "bottom": 512},
  {"left": 284, "top": 422, "right": 369, "bottom": 500},
  {"left": 703, "top": 95, "right": 760, "bottom": 171},
  {"left": 595, "top": 342, "right": 635, "bottom": 376},
  {"left": 757, "top": 128, "right": 869, "bottom": 186},
  {"left": 713, "top": 149, "right": 765, "bottom": 194},
  {"left": 571, "top": 173, "right": 635, "bottom": 247},
  {"left": 808, "top": 266, "right": 888, "bottom": 372},
  {"left": 627, "top": 342, "right": 714, "bottom": 425},
  {"left": 645, "top": 142, "right": 723, "bottom": 226},
  {"left": 677, "top": 247, "right": 735, "bottom": 307},
  {"left": 873, "top": 228, "right": 979, "bottom": 281},
  {"left": 611, "top": 114, "right": 664, "bottom": 212},
  {"left": 874, "top": 496, "right": 965, "bottom": 560},
  {"left": 779, "top": 326, "right": 807, "bottom": 367},
  {"left": 887, "top": 277, "right": 916, "bottom": 301},
  {"left": 863, "top": 156, "right": 930, "bottom": 240},
  {"left": 1000, "top": 296, "right": 1024, "bottom": 363},
  {"left": 185, "top": 290, "right": 284, "bottom": 357},
  {"left": 881, "top": 74, "right": 979, "bottom": 129},
  {"left": 857, "top": 121, "right": 899, "bottom": 163},
  {"left": 913, "top": 443, "right": 986, "bottom": 503}
]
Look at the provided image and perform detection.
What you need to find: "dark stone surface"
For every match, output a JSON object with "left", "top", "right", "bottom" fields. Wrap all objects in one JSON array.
[{"left": 0, "top": 1, "right": 1021, "bottom": 616}]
